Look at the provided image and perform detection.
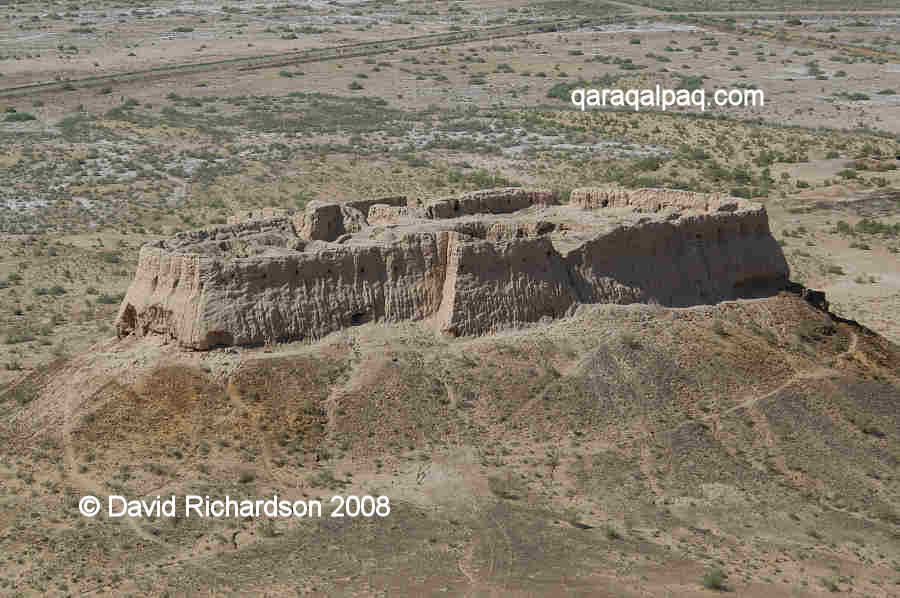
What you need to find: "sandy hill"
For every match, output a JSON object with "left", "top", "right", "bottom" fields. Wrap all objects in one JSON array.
[{"left": 0, "top": 189, "right": 898, "bottom": 597}]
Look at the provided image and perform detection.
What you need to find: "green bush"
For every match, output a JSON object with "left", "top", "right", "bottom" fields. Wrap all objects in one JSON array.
[
  {"left": 546, "top": 78, "right": 588, "bottom": 100},
  {"left": 5, "top": 329, "right": 36, "bottom": 344},
  {"left": 97, "top": 293, "right": 125, "bottom": 305},
  {"left": 4, "top": 112, "right": 36, "bottom": 122}
]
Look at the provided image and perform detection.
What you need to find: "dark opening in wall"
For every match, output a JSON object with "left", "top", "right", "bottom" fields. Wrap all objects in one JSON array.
[
  {"left": 206, "top": 330, "right": 235, "bottom": 349},
  {"left": 350, "top": 312, "right": 371, "bottom": 326},
  {"left": 118, "top": 304, "right": 137, "bottom": 336}
]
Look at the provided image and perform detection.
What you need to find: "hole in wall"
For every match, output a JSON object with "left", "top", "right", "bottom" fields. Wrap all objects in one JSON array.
[{"left": 350, "top": 312, "right": 372, "bottom": 326}]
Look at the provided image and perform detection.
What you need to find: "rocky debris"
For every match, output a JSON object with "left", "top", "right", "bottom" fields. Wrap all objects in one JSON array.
[{"left": 116, "top": 186, "right": 791, "bottom": 349}]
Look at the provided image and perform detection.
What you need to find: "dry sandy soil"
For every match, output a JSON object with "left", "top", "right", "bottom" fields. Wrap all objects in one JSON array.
[
  {"left": 2, "top": 294, "right": 900, "bottom": 596},
  {"left": 1, "top": 0, "right": 899, "bottom": 596}
]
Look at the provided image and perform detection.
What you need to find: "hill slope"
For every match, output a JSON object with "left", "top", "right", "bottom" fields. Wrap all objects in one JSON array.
[{"left": 1, "top": 293, "right": 898, "bottom": 596}]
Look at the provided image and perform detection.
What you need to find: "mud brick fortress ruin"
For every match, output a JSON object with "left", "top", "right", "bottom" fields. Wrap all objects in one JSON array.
[{"left": 116, "top": 187, "right": 791, "bottom": 349}]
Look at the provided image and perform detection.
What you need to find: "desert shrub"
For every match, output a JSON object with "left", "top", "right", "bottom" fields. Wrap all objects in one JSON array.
[
  {"left": 712, "top": 319, "right": 728, "bottom": 337},
  {"left": 834, "top": 220, "right": 853, "bottom": 234},
  {"left": 97, "top": 293, "right": 125, "bottom": 305},
  {"left": 11, "top": 384, "right": 38, "bottom": 405},
  {"left": 619, "top": 332, "right": 641, "bottom": 349},
  {"left": 5, "top": 328, "right": 36, "bottom": 344},
  {"left": 487, "top": 473, "right": 520, "bottom": 499},
  {"left": 702, "top": 568, "right": 728, "bottom": 591},
  {"left": 259, "top": 518, "right": 278, "bottom": 537},
  {"left": 4, "top": 112, "right": 36, "bottom": 122},
  {"left": 547, "top": 78, "right": 588, "bottom": 100},
  {"left": 856, "top": 218, "right": 900, "bottom": 236},
  {"left": 307, "top": 469, "right": 347, "bottom": 490}
]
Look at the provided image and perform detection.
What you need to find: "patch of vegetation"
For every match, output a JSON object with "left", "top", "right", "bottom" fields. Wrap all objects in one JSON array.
[
  {"left": 4, "top": 112, "right": 36, "bottom": 122},
  {"left": 702, "top": 568, "right": 728, "bottom": 591}
]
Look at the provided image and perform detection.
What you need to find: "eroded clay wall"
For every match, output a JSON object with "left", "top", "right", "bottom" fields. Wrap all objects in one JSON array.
[
  {"left": 565, "top": 206, "right": 788, "bottom": 307},
  {"left": 118, "top": 231, "right": 451, "bottom": 349},
  {"left": 571, "top": 187, "right": 730, "bottom": 212},
  {"left": 117, "top": 187, "right": 791, "bottom": 349},
  {"left": 425, "top": 188, "right": 557, "bottom": 219},
  {"left": 434, "top": 234, "right": 577, "bottom": 336}
]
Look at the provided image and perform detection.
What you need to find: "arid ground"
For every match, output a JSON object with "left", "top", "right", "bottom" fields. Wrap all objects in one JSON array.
[{"left": 1, "top": 1, "right": 899, "bottom": 596}]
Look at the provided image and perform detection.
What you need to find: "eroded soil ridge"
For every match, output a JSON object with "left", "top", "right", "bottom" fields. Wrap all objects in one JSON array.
[{"left": 116, "top": 186, "right": 790, "bottom": 349}]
